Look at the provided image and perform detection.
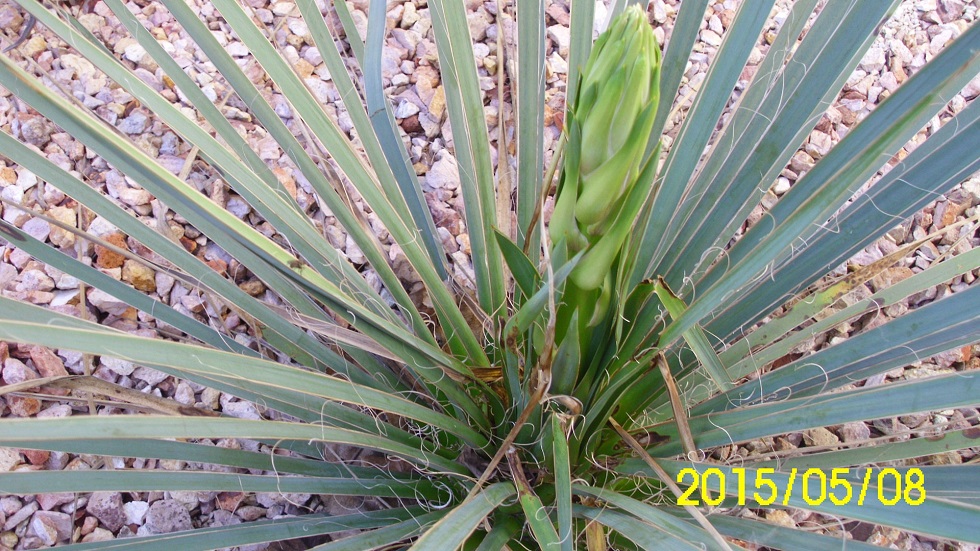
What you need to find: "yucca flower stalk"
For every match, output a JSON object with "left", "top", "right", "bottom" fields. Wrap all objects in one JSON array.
[
  {"left": 551, "top": 5, "right": 661, "bottom": 296},
  {"left": 543, "top": 7, "right": 663, "bottom": 399}
]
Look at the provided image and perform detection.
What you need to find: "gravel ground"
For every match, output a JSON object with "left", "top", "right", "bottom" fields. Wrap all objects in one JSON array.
[{"left": 0, "top": 0, "right": 979, "bottom": 548}]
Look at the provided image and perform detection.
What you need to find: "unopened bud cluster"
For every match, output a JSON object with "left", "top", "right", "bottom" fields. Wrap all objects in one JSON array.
[{"left": 551, "top": 5, "right": 661, "bottom": 296}]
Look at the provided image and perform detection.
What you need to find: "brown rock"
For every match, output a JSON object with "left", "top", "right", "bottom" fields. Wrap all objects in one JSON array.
[
  {"left": 30, "top": 510, "right": 72, "bottom": 546},
  {"left": 81, "top": 528, "right": 115, "bottom": 543},
  {"left": 0, "top": 166, "right": 16, "bottom": 184},
  {"left": 238, "top": 280, "right": 266, "bottom": 297},
  {"left": 545, "top": 4, "right": 569, "bottom": 25},
  {"left": 870, "top": 266, "right": 915, "bottom": 291},
  {"left": 940, "top": 199, "right": 968, "bottom": 229},
  {"left": 766, "top": 509, "right": 795, "bottom": 528},
  {"left": 806, "top": 131, "right": 833, "bottom": 159},
  {"left": 928, "top": 451, "right": 962, "bottom": 465},
  {"left": 86, "top": 492, "right": 126, "bottom": 532},
  {"left": 16, "top": 113, "right": 52, "bottom": 148},
  {"left": 719, "top": 9, "right": 736, "bottom": 29},
  {"left": 429, "top": 86, "right": 447, "bottom": 119},
  {"left": 837, "top": 422, "right": 871, "bottom": 443},
  {"left": 868, "top": 526, "right": 902, "bottom": 547},
  {"left": 272, "top": 167, "right": 297, "bottom": 200},
  {"left": 400, "top": 1, "right": 419, "bottom": 28},
  {"left": 235, "top": 505, "right": 267, "bottom": 521},
  {"left": 145, "top": 499, "right": 193, "bottom": 534},
  {"left": 294, "top": 58, "right": 314, "bottom": 79},
  {"left": 21, "top": 449, "right": 49, "bottom": 466},
  {"left": 413, "top": 65, "right": 440, "bottom": 104},
  {"left": 789, "top": 150, "right": 815, "bottom": 173},
  {"left": 774, "top": 437, "right": 796, "bottom": 451},
  {"left": 400, "top": 114, "right": 422, "bottom": 133},
  {"left": 2, "top": 357, "right": 39, "bottom": 385},
  {"left": 8, "top": 396, "right": 41, "bottom": 416},
  {"left": 205, "top": 258, "right": 228, "bottom": 275},
  {"left": 21, "top": 290, "right": 55, "bottom": 305},
  {"left": 48, "top": 207, "right": 77, "bottom": 248},
  {"left": 80, "top": 515, "right": 99, "bottom": 536},
  {"left": 122, "top": 260, "right": 157, "bottom": 292},
  {"left": 95, "top": 233, "right": 128, "bottom": 269},
  {"left": 899, "top": 412, "right": 929, "bottom": 428},
  {"left": 29, "top": 347, "right": 68, "bottom": 378},
  {"left": 216, "top": 491, "right": 246, "bottom": 512},
  {"left": 803, "top": 427, "right": 840, "bottom": 448},
  {"left": 179, "top": 236, "right": 198, "bottom": 253},
  {"left": 428, "top": 200, "right": 462, "bottom": 233},
  {"left": 35, "top": 493, "right": 75, "bottom": 512}
]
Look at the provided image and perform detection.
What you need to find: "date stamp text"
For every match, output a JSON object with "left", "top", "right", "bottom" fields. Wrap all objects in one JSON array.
[{"left": 675, "top": 467, "right": 926, "bottom": 507}]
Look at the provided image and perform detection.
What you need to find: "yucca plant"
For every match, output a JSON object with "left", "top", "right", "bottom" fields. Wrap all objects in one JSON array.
[{"left": 0, "top": 0, "right": 978, "bottom": 548}]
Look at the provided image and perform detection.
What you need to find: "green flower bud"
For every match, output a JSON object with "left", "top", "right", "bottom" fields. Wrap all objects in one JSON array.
[{"left": 550, "top": 5, "right": 661, "bottom": 291}]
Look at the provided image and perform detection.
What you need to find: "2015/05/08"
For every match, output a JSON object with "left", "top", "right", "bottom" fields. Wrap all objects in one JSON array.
[{"left": 676, "top": 467, "right": 926, "bottom": 507}]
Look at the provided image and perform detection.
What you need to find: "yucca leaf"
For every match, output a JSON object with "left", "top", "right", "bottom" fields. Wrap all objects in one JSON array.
[
  {"left": 573, "top": 486, "right": 730, "bottom": 550},
  {"left": 495, "top": 229, "right": 540, "bottom": 300},
  {"left": 515, "top": 0, "right": 547, "bottom": 256},
  {"left": 550, "top": 312, "right": 581, "bottom": 396},
  {"left": 71, "top": 0, "right": 399, "bottom": 328},
  {"left": 652, "top": 279, "right": 730, "bottom": 391},
  {"left": 410, "top": 483, "right": 517, "bottom": 550},
  {"left": 647, "top": 240, "right": 980, "bottom": 411},
  {"left": 331, "top": 0, "right": 364, "bottom": 62},
  {"left": 508, "top": 249, "right": 585, "bottom": 336},
  {"left": 658, "top": 19, "right": 980, "bottom": 350},
  {"left": 517, "top": 488, "right": 561, "bottom": 548},
  {"left": 757, "top": 428, "right": 980, "bottom": 470},
  {"left": 0, "top": 416, "right": 470, "bottom": 476},
  {"left": 311, "top": 514, "right": 444, "bottom": 550},
  {"left": 719, "top": 245, "right": 980, "bottom": 383},
  {"left": 647, "top": 371, "right": 979, "bottom": 457},
  {"left": 708, "top": 78, "right": 980, "bottom": 343},
  {"left": 0, "top": 297, "right": 488, "bottom": 449},
  {"left": 0, "top": 59, "right": 487, "bottom": 418},
  {"left": 428, "top": 0, "right": 506, "bottom": 315},
  {"left": 696, "top": 283, "right": 980, "bottom": 413},
  {"left": 0, "top": 128, "right": 372, "bottom": 382},
  {"left": 647, "top": 0, "right": 710, "bottom": 144},
  {"left": 474, "top": 516, "right": 524, "bottom": 551},
  {"left": 632, "top": 0, "right": 776, "bottom": 285},
  {"left": 0, "top": 437, "right": 414, "bottom": 480},
  {"left": 0, "top": 213, "right": 253, "bottom": 356},
  {"left": 160, "top": 0, "right": 486, "bottom": 365},
  {"left": 0, "top": 470, "right": 432, "bottom": 498},
  {"left": 549, "top": 416, "right": 574, "bottom": 551},
  {"left": 363, "top": 0, "right": 449, "bottom": 277},
  {"left": 705, "top": 515, "right": 888, "bottom": 551},
  {"left": 0, "top": 50, "right": 461, "bottom": 387},
  {"left": 657, "top": 240, "right": 980, "bottom": 413},
  {"left": 566, "top": 0, "right": 595, "bottom": 107},
  {"left": 653, "top": 0, "right": 900, "bottom": 288},
  {"left": 49, "top": 510, "right": 435, "bottom": 551},
  {"left": 573, "top": 505, "right": 703, "bottom": 550}
]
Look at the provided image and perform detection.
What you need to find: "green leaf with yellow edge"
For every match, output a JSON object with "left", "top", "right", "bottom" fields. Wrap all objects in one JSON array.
[{"left": 653, "top": 278, "right": 730, "bottom": 391}]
